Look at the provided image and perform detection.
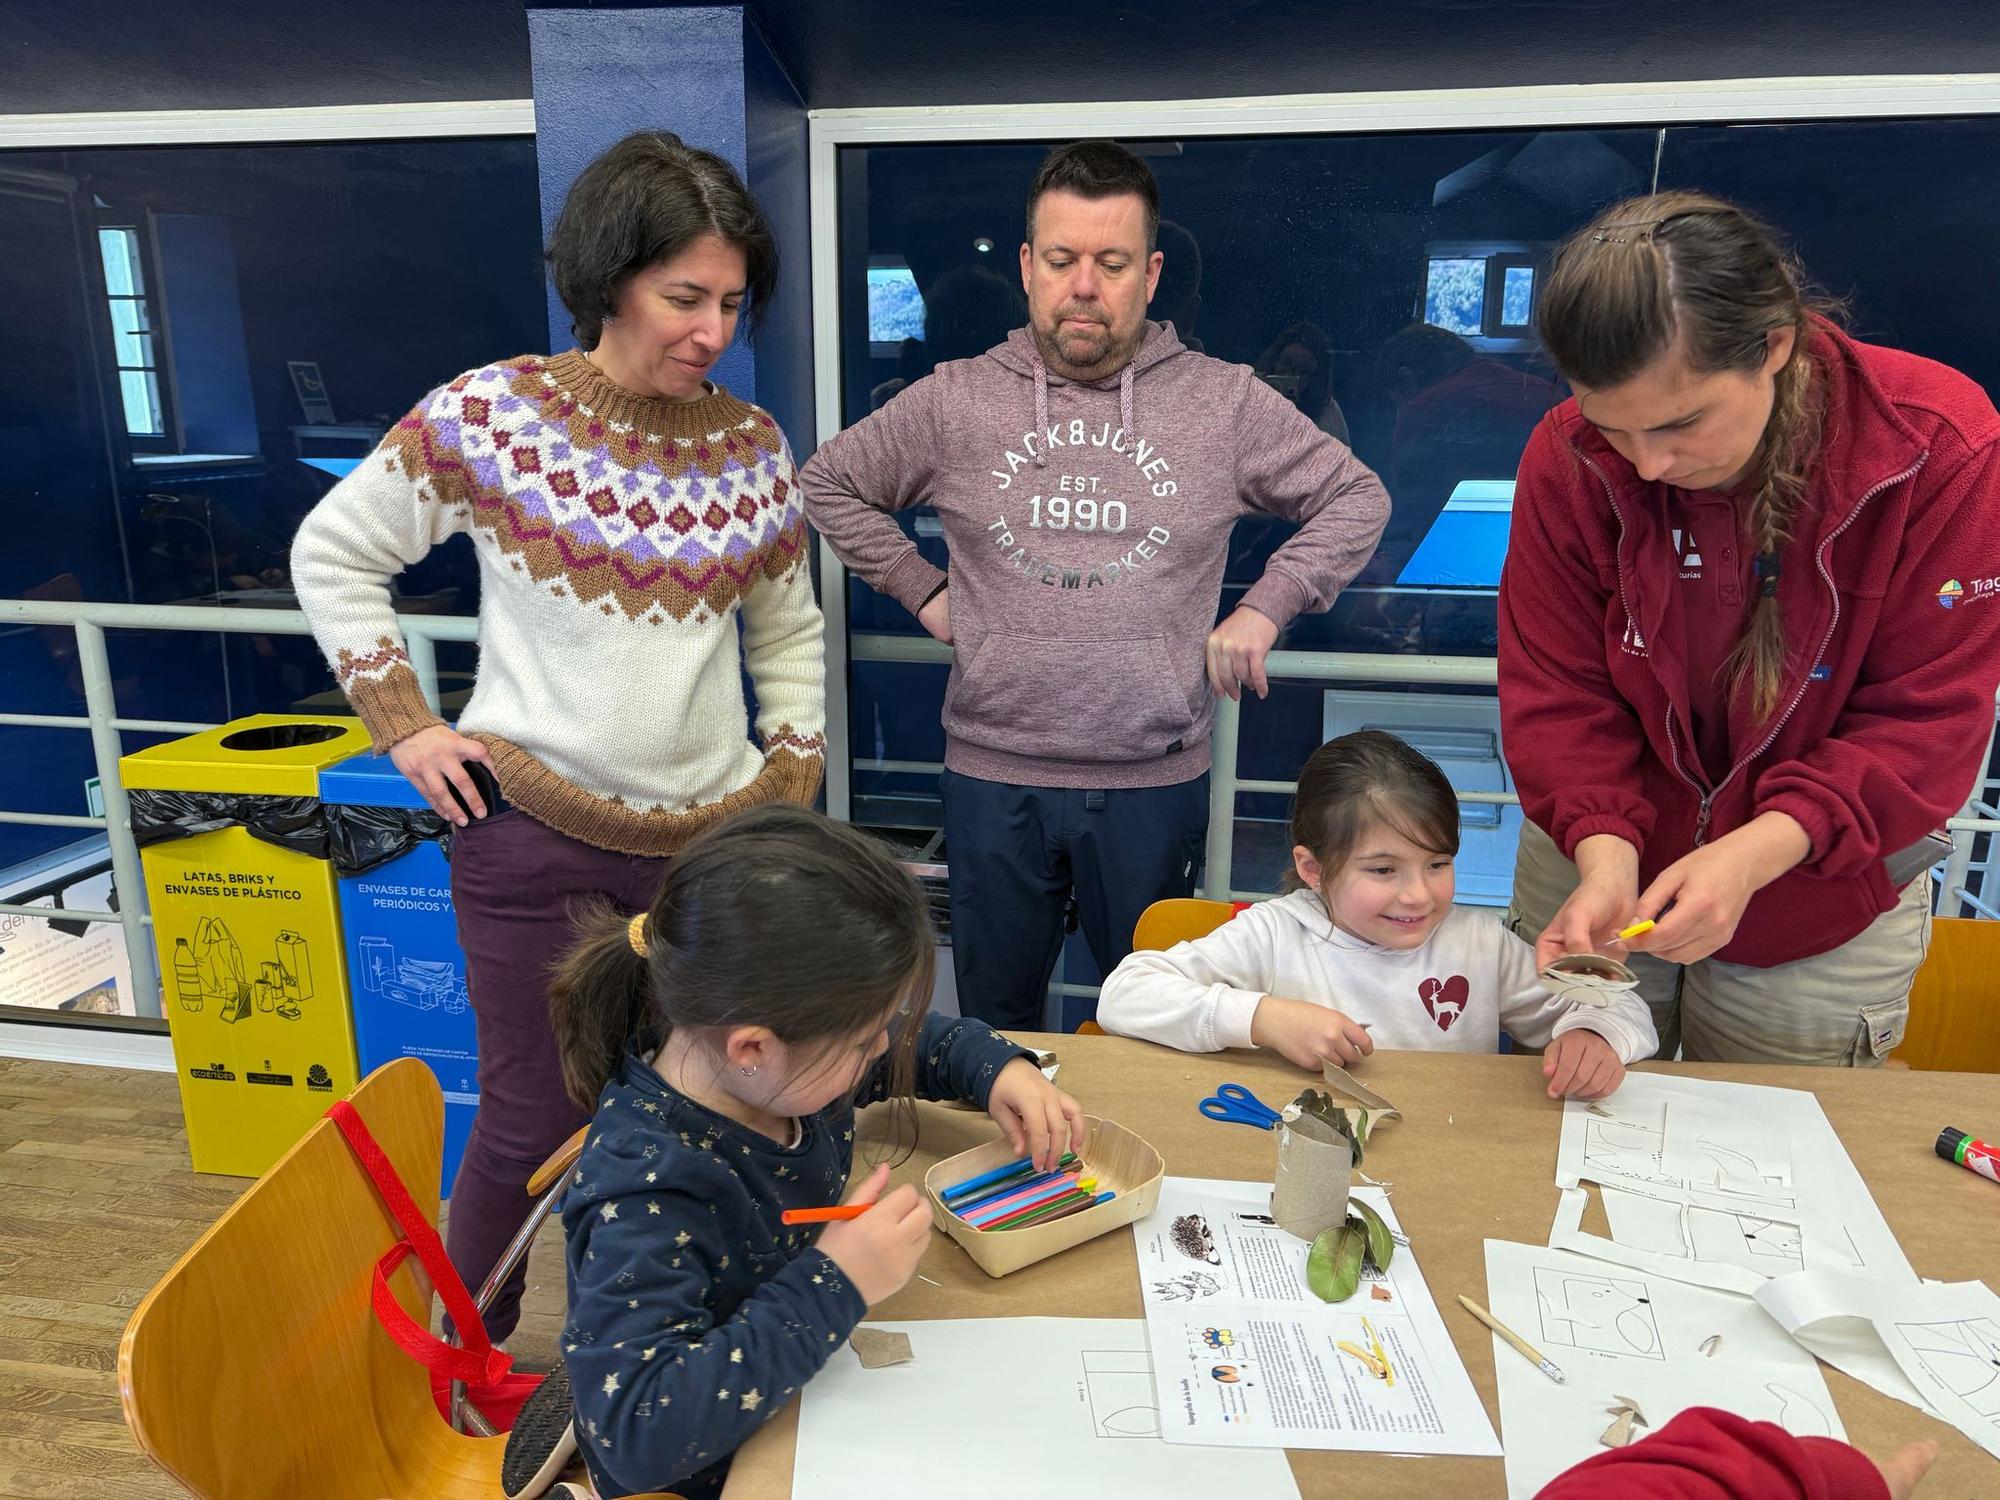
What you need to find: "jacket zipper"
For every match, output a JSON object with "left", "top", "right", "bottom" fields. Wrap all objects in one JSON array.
[
  {"left": 1575, "top": 445, "right": 1928, "bottom": 850},
  {"left": 1576, "top": 446, "right": 1712, "bottom": 816}
]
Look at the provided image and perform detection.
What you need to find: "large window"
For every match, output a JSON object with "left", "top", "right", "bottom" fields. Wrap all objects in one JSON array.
[
  {"left": 98, "top": 225, "right": 171, "bottom": 442},
  {"left": 0, "top": 136, "right": 546, "bottom": 888},
  {"left": 829, "top": 113, "right": 2000, "bottom": 938}
]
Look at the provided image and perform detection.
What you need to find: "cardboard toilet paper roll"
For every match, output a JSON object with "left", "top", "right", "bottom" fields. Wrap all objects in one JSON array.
[{"left": 1270, "top": 1113, "right": 1355, "bottom": 1241}]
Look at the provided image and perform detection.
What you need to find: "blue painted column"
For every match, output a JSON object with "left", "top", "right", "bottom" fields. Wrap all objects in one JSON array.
[{"left": 525, "top": 4, "right": 812, "bottom": 446}]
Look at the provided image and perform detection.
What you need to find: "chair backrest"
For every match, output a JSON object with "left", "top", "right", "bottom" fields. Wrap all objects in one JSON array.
[
  {"left": 120, "top": 1058, "right": 457, "bottom": 1497},
  {"left": 1899, "top": 915, "right": 2000, "bottom": 1072},
  {"left": 1132, "top": 897, "right": 1239, "bottom": 954}
]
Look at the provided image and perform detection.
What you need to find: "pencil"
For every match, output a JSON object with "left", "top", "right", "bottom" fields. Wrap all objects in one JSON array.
[
  {"left": 1616, "top": 919, "right": 1655, "bottom": 940},
  {"left": 1458, "top": 1294, "right": 1565, "bottom": 1384}
]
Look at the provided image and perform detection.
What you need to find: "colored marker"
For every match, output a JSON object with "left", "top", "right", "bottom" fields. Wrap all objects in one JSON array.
[
  {"left": 941, "top": 1152, "right": 1077, "bottom": 1204},
  {"left": 1936, "top": 1127, "right": 2000, "bottom": 1187},
  {"left": 1617, "top": 920, "right": 1655, "bottom": 940},
  {"left": 780, "top": 1204, "right": 870, "bottom": 1225},
  {"left": 961, "top": 1175, "right": 1089, "bottom": 1229},
  {"left": 956, "top": 1171, "right": 1083, "bottom": 1226},
  {"left": 971, "top": 1177, "right": 1099, "bottom": 1230},
  {"left": 978, "top": 1184, "right": 1100, "bottom": 1233},
  {"left": 949, "top": 1156, "right": 1081, "bottom": 1214},
  {"left": 995, "top": 1188, "right": 1114, "bottom": 1231}
]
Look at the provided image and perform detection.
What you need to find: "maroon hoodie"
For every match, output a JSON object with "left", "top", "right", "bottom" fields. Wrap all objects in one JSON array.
[
  {"left": 801, "top": 321, "right": 1389, "bottom": 788},
  {"left": 1500, "top": 323, "right": 2000, "bottom": 967}
]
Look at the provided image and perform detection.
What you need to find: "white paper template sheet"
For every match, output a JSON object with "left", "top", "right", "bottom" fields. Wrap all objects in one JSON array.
[
  {"left": 1483, "top": 1239, "right": 1845, "bottom": 1500},
  {"left": 792, "top": 1317, "right": 1302, "bottom": 1500},
  {"left": 1758, "top": 1266, "right": 2000, "bottom": 1462},
  {"left": 1551, "top": 1074, "right": 1912, "bottom": 1292},
  {"left": 1132, "top": 1176, "right": 1501, "bottom": 1456}
]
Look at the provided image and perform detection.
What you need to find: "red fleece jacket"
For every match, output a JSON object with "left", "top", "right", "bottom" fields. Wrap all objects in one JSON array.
[
  {"left": 1536, "top": 1407, "right": 1889, "bottom": 1500},
  {"left": 1500, "top": 324, "right": 2000, "bottom": 966}
]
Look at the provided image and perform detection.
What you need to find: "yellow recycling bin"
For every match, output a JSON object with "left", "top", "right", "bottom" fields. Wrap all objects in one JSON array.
[{"left": 124, "top": 714, "right": 374, "bottom": 1176}]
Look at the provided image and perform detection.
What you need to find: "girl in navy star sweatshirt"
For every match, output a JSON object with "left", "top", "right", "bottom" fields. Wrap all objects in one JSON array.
[{"left": 546, "top": 803, "right": 1085, "bottom": 1499}]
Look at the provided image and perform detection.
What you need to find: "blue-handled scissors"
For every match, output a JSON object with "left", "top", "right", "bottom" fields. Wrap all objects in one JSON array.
[{"left": 1199, "top": 1082, "right": 1284, "bottom": 1131}]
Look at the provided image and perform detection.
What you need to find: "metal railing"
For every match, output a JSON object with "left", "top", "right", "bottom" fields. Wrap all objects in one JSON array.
[
  {"left": 0, "top": 598, "right": 477, "bottom": 1020},
  {"left": 848, "top": 631, "right": 2000, "bottom": 908},
  {"left": 2, "top": 599, "right": 1996, "bottom": 1027}
]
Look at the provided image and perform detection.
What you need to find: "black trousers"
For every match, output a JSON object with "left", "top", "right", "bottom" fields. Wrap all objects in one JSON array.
[{"left": 939, "top": 767, "right": 1210, "bottom": 1031}]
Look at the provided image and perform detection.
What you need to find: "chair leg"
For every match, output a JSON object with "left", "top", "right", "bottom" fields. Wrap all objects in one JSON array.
[{"left": 449, "top": 1161, "right": 582, "bottom": 1433}]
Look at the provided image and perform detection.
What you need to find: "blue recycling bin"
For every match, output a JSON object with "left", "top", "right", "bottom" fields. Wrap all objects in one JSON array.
[{"left": 320, "top": 750, "right": 478, "bottom": 1196}]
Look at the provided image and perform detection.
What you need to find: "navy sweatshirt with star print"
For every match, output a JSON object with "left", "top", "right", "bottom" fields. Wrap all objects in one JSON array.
[{"left": 561, "top": 1013, "right": 1030, "bottom": 1499}]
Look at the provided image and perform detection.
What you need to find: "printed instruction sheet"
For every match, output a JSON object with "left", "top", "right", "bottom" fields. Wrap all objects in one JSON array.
[
  {"left": 793, "top": 1317, "right": 1301, "bottom": 1500},
  {"left": 1485, "top": 1239, "right": 1844, "bottom": 1499},
  {"left": 1758, "top": 1266, "right": 2000, "bottom": 1462},
  {"left": 1133, "top": 1176, "right": 1501, "bottom": 1455},
  {"left": 1551, "top": 1074, "right": 1912, "bottom": 1293}
]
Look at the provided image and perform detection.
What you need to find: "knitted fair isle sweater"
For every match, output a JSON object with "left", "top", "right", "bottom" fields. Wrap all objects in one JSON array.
[{"left": 291, "top": 351, "right": 826, "bottom": 856}]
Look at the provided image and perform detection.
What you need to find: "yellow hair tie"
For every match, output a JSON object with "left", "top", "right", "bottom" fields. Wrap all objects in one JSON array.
[{"left": 627, "top": 912, "right": 649, "bottom": 956}]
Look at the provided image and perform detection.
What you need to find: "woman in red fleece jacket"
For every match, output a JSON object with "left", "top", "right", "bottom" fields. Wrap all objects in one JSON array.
[{"left": 1499, "top": 191, "right": 2000, "bottom": 1064}]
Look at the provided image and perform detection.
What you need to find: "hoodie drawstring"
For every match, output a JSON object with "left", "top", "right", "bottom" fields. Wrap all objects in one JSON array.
[
  {"left": 1032, "top": 356, "right": 1050, "bottom": 467},
  {"left": 1030, "top": 338, "right": 1140, "bottom": 465}
]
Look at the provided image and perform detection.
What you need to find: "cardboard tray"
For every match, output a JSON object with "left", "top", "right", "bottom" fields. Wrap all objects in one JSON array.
[{"left": 923, "top": 1116, "right": 1163, "bottom": 1278}]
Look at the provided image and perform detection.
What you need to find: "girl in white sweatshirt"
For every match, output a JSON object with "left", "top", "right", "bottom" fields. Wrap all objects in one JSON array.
[{"left": 1097, "top": 730, "right": 1657, "bottom": 1099}]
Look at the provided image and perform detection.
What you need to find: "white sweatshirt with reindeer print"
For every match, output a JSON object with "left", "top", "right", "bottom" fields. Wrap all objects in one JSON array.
[{"left": 1097, "top": 890, "right": 1657, "bottom": 1063}]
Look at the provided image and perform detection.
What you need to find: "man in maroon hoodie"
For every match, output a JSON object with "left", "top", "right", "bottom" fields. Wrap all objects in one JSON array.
[
  {"left": 802, "top": 142, "right": 1389, "bottom": 1029},
  {"left": 1500, "top": 192, "right": 2000, "bottom": 1064}
]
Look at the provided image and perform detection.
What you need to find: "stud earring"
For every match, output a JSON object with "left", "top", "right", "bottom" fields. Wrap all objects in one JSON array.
[{"left": 740, "top": 1065, "right": 758, "bottom": 1077}]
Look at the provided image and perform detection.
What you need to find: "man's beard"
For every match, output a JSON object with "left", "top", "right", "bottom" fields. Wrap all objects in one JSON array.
[{"left": 1031, "top": 304, "right": 1143, "bottom": 380}]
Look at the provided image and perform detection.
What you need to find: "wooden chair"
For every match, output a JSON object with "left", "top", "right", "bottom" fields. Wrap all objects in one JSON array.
[
  {"left": 1077, "top": 898, "right": 1241, "bottom": 1035},
  {"left": 119, "top": 1058, "right": 677, "bottom": 1499},
  {"left": 1896, "top": 915, "right": 2000, "bottom": 1073}
]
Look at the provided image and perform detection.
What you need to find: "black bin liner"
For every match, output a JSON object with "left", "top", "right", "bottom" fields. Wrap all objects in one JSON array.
[{"left": 129, "top": 789, "right": 452, "bottom": 876}]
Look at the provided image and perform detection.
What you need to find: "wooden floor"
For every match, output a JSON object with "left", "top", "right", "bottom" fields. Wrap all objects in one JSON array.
[{"left": 0, "top": 1057, "right": 569, "bottom": 1500}]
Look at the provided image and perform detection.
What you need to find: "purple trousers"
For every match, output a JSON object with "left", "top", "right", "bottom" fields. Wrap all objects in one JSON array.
[{"left": 446, "top": 806, "right": 667, "bottom": 1341}]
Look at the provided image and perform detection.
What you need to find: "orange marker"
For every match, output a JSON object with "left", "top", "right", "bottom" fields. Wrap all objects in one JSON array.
[{"left": 780, "top": 1204, "right": 869, "bottom": 1225}]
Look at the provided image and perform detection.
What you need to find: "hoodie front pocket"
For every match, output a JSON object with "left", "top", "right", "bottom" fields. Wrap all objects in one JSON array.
[{"left": 944, "top": 631, "right": 1198, "bottom": 763}]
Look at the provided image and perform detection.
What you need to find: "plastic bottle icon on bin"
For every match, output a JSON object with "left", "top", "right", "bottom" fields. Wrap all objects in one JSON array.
[{"left": 174, "top": 917, "right": 314, "bottom": 1025}]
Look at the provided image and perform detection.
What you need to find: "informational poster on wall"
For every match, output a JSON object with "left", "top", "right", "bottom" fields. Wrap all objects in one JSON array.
[{"left": 0, "top": 847, "right": 135, "bottom": 1015}]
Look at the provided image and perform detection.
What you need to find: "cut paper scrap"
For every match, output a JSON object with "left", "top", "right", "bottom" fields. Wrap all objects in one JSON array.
[
  {"left": 849, "top": 1326, "right": 914, "bottom": 1369},
  {"left": 1320, "top": 1061, "right": 1402, "bottom": 1137},
  {"left": 1599, "top": 1393, "right": 1648, "bottom": 1448},
  {"left": 1756, "top": 1267, "right": 2000, "bottom": 1460}
]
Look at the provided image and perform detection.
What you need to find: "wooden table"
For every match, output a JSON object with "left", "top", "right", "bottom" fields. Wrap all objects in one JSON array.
[{"left": 724, "top": 1034, "right": 2000, "bottom": 1498}]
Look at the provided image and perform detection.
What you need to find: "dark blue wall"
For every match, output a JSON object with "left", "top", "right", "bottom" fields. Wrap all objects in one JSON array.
[
  {"left": 526, "top": 5, "right": 813, "bottom": 443},
  {"left": 12, "top": 0, "right": 2000, "bottom": 116}
]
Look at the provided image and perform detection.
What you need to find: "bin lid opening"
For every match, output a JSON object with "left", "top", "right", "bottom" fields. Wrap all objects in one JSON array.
[{"left": 219, "top": 724, "right": 348, "bottom": 752}]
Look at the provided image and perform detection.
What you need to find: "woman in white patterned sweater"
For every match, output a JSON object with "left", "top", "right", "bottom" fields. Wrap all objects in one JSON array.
[{"left": 291, "top": 132, "right": 825, "bottom": 1341}]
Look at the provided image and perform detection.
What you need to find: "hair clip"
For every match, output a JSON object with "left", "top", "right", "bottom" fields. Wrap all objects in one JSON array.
[
  {"left": 627, "top": 911, "right": 649, "bottom": 956},
  {"left": 1754, "top": 553, "right": 1781, "bottom": 599}
]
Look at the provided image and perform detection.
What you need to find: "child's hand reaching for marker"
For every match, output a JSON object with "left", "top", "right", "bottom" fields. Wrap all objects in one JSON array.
[
  {"left": 985, "top": 1057, "right": 1088, "bottom": 1172},
  {"left": 1543, "top": 1028, "right": 1625, "bottom": 1100}
]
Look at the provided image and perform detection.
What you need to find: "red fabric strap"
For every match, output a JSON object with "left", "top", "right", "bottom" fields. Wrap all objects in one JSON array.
[{"left": 326, "top": 1098, "right": 514, "bottom": 1388}]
